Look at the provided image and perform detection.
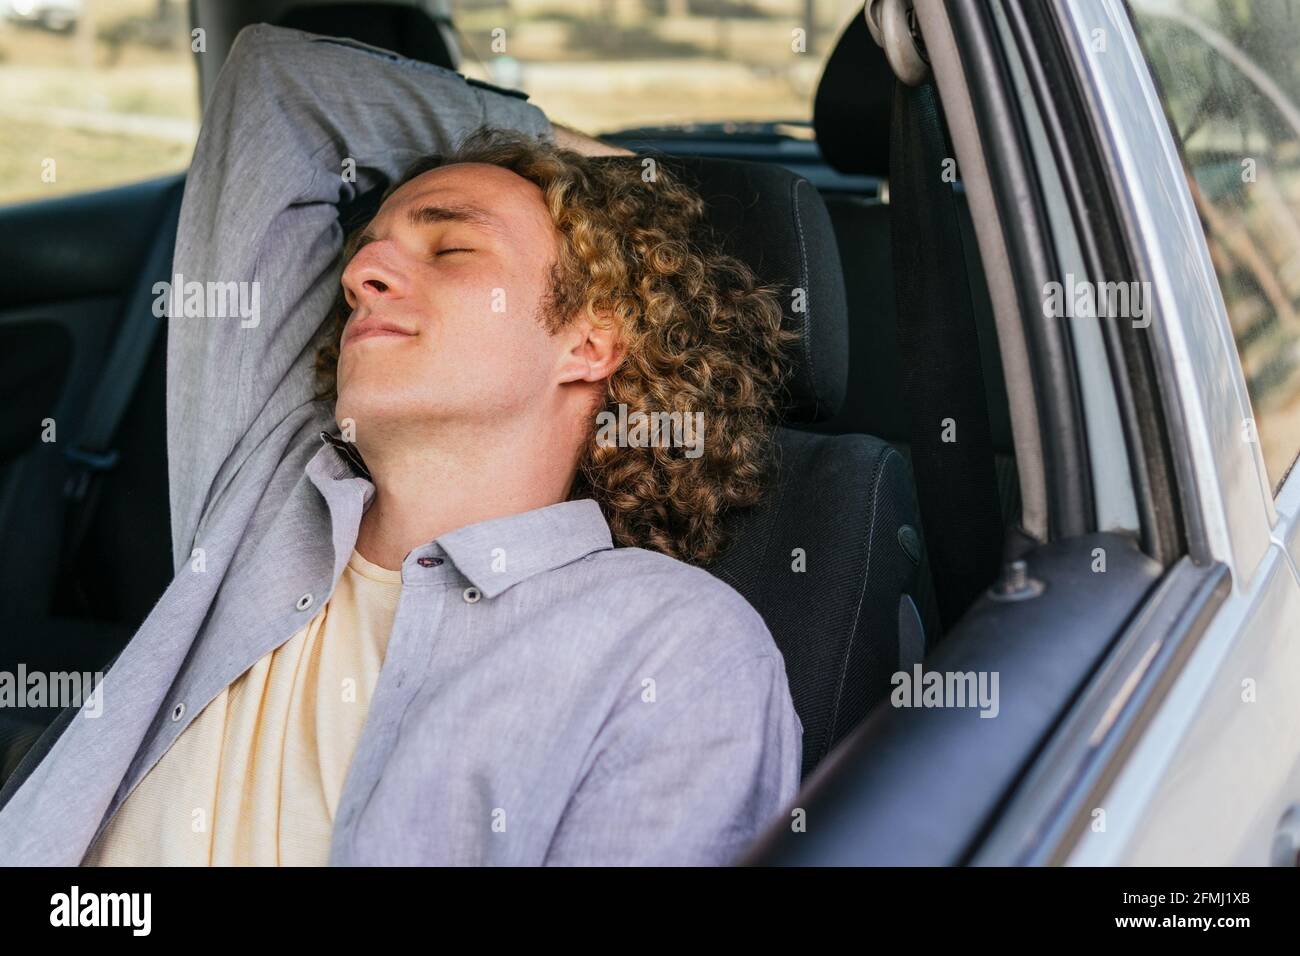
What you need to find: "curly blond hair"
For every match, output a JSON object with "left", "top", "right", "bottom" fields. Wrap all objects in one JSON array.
[{"left": 316, "top": 127, "right": 797, "bottom": 565}]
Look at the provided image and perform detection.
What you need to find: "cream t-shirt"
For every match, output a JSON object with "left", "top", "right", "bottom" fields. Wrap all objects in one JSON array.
[{"left": 83, "top": 550, "right": 402, "bottom": 866}]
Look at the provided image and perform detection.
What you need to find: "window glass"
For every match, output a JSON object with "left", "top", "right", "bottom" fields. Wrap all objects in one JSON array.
[
  {"left": 453, "top": 0, "right": 860, "bottom": 135},
  {"left": 1131, "top": 0, "right": 1300, "bottom": 489},
  {"left": 0, "top": 0, "right": 198, "bottom": 205}
]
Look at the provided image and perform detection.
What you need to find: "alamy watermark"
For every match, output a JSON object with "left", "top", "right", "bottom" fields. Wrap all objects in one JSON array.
[
  {"left": 1042, "top": 273, "right": 1151, "bottom": 328},
  {"left": 50, "top": 886, "right": 150, "bottom": 936},
  {"left": 890, "top": 664, "right": 1000, "bottom": 718},
  {"left": 152, "top": 272, "right": 261, "bottom": 328},
  {"left": 0, "top": 665, "right": 104, "bottom": 717},
  {"left": 595, "top": 403, "right": 705, "bottom": 459}
]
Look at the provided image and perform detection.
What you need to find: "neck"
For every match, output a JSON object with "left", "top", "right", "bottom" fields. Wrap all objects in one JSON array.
[{"left": 352, "top": 417, "right": 580, "bottom": 570}]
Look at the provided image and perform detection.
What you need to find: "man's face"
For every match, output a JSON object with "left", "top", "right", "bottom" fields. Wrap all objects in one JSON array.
[{"left": 335, "top": 162, "right": 567, "bottom": 442}]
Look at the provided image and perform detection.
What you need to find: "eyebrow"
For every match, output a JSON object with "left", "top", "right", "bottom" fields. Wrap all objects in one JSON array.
[{"left": 405, "top": 202, "right": 503, "bottom": 234}]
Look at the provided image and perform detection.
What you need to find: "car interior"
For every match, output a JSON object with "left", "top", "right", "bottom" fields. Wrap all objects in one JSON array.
[{"left": 0, "top": 0, "right": 1020, "bottom": 793}]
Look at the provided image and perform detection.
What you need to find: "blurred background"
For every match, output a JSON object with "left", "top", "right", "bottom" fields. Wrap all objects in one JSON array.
[
  {"left": 0, "top": 0, "right": 863, "bottom": 204},
  {"left": 0, "top": 0, "right": 198, "bottom": 202},
  {"left": 1133, "top": 0, "right": 1300, "bottom": 487}
]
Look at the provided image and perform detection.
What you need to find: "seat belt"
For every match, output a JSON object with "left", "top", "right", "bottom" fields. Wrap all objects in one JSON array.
[
  {"left": 58, "top": 181, "right": 185, "bottom": 604},
  {"left": 889, "top": 80, "right": 1004, "bottom": 633}
]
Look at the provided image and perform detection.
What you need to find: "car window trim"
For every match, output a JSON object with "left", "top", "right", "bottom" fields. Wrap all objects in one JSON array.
[{"left": 923, "top": 0, "right": 1095, "bottom": 542}]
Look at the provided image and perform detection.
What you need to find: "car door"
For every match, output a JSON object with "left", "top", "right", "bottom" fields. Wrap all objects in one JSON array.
[
  {"left": 743, "top": 0, "right": 1300, "bottom": 867},
  {"left": 1030, "top": 0, "right": 1300, "bottom": 867},
  {"left": 957, "top": 0, "right": 1300, "bottom": 867},
  {"left": 0, "top": 8, "right": 198, "bottom": 780}
]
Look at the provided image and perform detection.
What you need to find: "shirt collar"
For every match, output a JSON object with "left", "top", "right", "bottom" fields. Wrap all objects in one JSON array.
[
  {"left": 309, "top": 431, "right": 614, "bottom": 599},
  {"left": 435, "top": 497, "right": 613, "bottom": 598},
  {"left": 318, "top": 430, "right": 371, "bottom": 480}
]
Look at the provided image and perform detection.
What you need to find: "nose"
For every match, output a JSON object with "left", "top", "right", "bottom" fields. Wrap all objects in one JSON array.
[{"left": 341, "top": 240, "right": 409, "bottom": 308}]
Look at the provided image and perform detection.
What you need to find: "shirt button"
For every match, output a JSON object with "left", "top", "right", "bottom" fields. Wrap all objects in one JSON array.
[
  {"left": 171, "top": 702, "right": 185, "bottom": 721},
  {"left": 417, "top": 556, "right": 444, "bottom": 568},
  {"left": 463, "top": 586, "right": 482, "bottom": 604},
  {"left": 296, "top": 592, "right": 314, "bottom": 611}
]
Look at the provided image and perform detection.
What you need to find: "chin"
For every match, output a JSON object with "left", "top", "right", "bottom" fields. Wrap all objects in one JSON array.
[
  {"left": 335, "top": 381, "right": 402, "bottom": 436},
  {"left": 335, "top": 380, "right": 442, "bottom": 442}
]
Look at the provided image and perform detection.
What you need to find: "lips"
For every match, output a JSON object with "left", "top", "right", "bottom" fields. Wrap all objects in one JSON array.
[{"left": 342, "top": 315, "right": 418, "bottom": 346}]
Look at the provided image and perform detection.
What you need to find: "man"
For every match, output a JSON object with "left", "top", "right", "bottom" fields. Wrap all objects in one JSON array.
[{"left": 0, "top": 24, "right": 802, "bottom": 865}]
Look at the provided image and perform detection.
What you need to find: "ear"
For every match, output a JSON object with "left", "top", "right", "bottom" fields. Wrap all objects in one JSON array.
[{"left": 555, "top": 312, "right": 624, "bottom": 386}]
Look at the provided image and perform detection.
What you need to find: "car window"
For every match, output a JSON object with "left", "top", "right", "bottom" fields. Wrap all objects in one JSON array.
[
  {"left": 451, "top": 0, "right": 855, "bottom": 136},
  {"left": 1130, "top": 0, "right": 1300, "bottom": 491},
  {"left": 0, "top": 0, "right": 199, "bottom": 205}
]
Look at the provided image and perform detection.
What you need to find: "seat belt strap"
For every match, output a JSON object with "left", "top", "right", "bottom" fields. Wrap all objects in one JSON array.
[
  {"left": 59, "top": 181, "right": 185, "bottom": 577},
  {"left": 889, "top": 81, "right": 1004, "bottom": 632}
]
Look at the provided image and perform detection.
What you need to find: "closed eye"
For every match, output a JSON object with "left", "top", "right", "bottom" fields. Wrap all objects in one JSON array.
[{"left": 436, "top": 248, "right": 474, "bottom": 256}]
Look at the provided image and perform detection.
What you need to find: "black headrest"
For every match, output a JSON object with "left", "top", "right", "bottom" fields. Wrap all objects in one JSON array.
[
  {"left": 813, "top": 11, "right": 895, "bottom": 177},
  {"left": 644, "top": 156, "right": 849, "bottom": 424},
  {"left": 276, "top": 2, "right": 454, "bottom": 69}
]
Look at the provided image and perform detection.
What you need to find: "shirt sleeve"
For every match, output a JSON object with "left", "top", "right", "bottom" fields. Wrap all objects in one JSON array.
[
  {"left": 166, "top": 23, "right": 552, "bottom": 569},
  {"left": 542, "top": 652, "right": 804, "bottom": 866}
]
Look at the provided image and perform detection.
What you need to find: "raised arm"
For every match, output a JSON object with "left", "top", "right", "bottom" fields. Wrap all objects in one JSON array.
[
  {"left": 551, "top": 122, "right": 634, "bottom": 157},
  {"left": 166, "top": 24, "right": 553, "bottom": 568}
]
